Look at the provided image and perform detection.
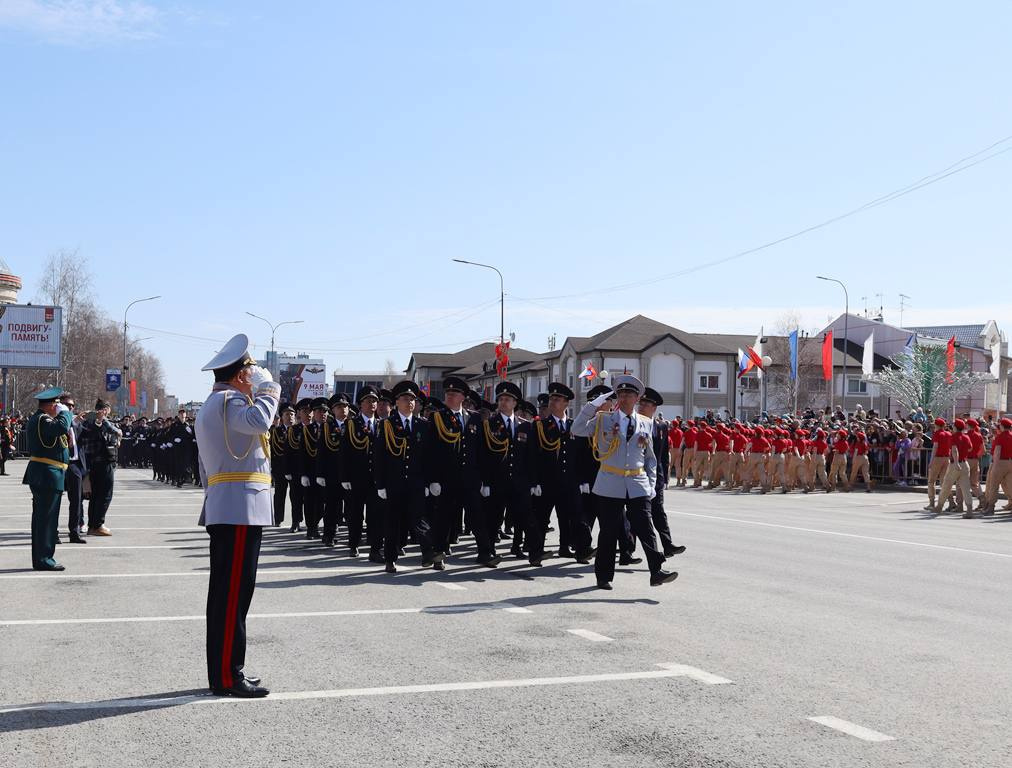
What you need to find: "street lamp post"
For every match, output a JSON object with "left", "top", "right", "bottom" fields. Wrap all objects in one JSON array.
[
  {"left": 817, "top": 276, "right": 849, "bottom": 414},
  {"left": 123, "top": 296, "right": 161, "bottom": 415},
  {"left": 245, "top": 313, "right": 304, "bottom": 380},
  {"left": 452, "top": 259, "right": 504, "bottom": 345}
]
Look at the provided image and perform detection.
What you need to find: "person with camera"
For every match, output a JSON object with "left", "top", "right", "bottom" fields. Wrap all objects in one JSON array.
[{"left": 79, "top": 398, "right": 122, "bottom": 536}]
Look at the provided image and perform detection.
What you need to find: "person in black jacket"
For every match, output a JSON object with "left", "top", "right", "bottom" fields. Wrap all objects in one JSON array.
[
  {"left": 373, "top": 380, "right": 441, "bottom": 573},
  {"left": 78, "top": 399, "right": 121, "bottom": 536},
  {"left": 637, "top": 388, "right": 686, "bottom": 558},
  {"left": 318, "top": 393, "right": 349, "bottom": 547},
  {"left": 471, "top": 381, "right": 548, "bottom": 568},
  {"left": 269, "top": 403, "right": 294, "bottom": 526},
  {"left": 59, "top": 394, "right": 88, "bottom": 544},
  {"left": 340, "top": 386, "right": 381, "bottom": 559}
]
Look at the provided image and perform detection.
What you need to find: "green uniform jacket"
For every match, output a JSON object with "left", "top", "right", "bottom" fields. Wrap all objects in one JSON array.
[{"left": 22, "top": 409, "right": 73, "bottom": 492}]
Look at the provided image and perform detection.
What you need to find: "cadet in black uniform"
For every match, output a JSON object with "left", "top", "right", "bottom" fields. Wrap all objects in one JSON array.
[
  {"left": 373, "top": 380, "right": 441, "bottom": 573},
  {"left": 269, "top": 402, "right": 295, "bottom": 526},
  {"left": 318, "top": 393, "right": 348, "bottom": 547},
  {"left": 340, "top": 386, "right": 380, "bottom": 559},
  {"left": 637, "top": 388, "right": 686, "bottom": 558},
  {"left": 302, "top": 398, "right": 327, "bottom": 539},
  {"left": 286, "top": 399, "right": 312, "bottom": 533}
]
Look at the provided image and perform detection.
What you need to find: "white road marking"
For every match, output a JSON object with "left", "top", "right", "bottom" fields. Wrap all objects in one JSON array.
[
  {"left": 0, "top": 662, "right": 726, "bottom": 713},
  {"left": 0, "top": 540, "right": 321, "bottom": 552},
  {"left": 566, "top": 629, "right": 614, "bottom": 642},
  {"left": 655, "top": 663, "right": 734, "bottom": 684},
  {"left": 669, "top": 510, "right": 1012, "bottom": 559},
  {"left": 0, "top": 602, "right": 531, "bottom": 626},
  {"left": 0, "top": 513, "right": 195, "bottom": 519},
  {"left": 435, "top": 582, "right": 467, "bottom": 590},
  {"left": 0, "top": 567, "right": 361, "bottom": 580},
  {"left": 808, "top": 716, "right": 896, "bottom": 742},
  {"left": 0, "top": 527, "right": 193, "bottom": 532}
]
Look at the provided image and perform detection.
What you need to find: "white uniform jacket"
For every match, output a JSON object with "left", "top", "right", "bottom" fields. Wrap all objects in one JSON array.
[
  {"left": 571, "top": 402, "right": 657, "bottom": 499},
  {"left": 195, "top": 382, "right": 280, "bottom": 526}
]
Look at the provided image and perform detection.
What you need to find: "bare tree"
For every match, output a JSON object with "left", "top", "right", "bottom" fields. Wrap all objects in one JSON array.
[
  {"left": 383, "top": 358, "right": 399, "bottom": 387},
  {"left": 764, "top": 312, "right": 824, "bottom": 415}
]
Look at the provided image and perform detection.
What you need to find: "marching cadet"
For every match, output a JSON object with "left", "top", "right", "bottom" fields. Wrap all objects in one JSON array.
[
  {"left": 426, "top": 376, "right": 477, "bottom": 562},
  {"left": 373, "top": 380, "right": 441, "bottom": 573},
  {"left": 636, "top": 388, "right": 685, "bottom": 558},
  {"left": 537, "top": 392, "right": 551, "bottom": 422},
  {"left": 727, "top": 424, "right": 749, "bottom": 490},
  {"left": 936, "top": 418, "right": 973, "bottom": 517},
  {"left": 769, "top": 428, "right": 790, "bottom": 493},
  {"left": 967, "top": 419, "right": 985, "bottom": 500},
  {"left": 24, "top": 387, "right": 74, "bottom": 571},
  {"left": 377, "top": 389, "right": 393, "bottom": 420},
  {"left": 923, "top": 418, "right": 952, "bottom": 511},
  {"left": 195, "top": 333, "right": 280, "bottom": 698},
  {"left": 667, "top": 418, "right": 683, "bottom": 484},
  {"left": 679, "top": 420, "right": 696, "bottom": 487},
  {"left": 530, "top": 382, "right": 577, "bottom": 558},
  {"left": 286, "top": 399, "right": 312, "bottom": 532},
  {"left": 318, "top": 393, "right": 349, "bottom": 547},
  {"left": 981, "top": 417, "right": 1012, "bottom": 515},
  {"left": 847, "top": 429, "right": 873, "bottom": 492},
  {"left": 341, "top": 386, "right": 381, "bottom": 559},
  {"left": 809, "top": 428, "right": 830, "bottom": 492},
  {"left": 471, "top": 381, "right": 549, "bottom": 568},
  {"left": 740, "top": 426, "right": 770, "bottom": 494},
  {"left": 301, "top": 398, "right": 328, "bottom": 539},
  {"left": 828, "top": 429, "right": 850, "bottom": 491},
  {"left": 571, "top": 376, "right": 677, "bottom": 590},
  {"left": 691, "top": 422, "right": 714, "bottom": 488},
  {"left": 708, "top": 423, "right": 731, "bottom": 489},
  {"left": 269, "top": 402, "right": 295, "bottom": 526}
]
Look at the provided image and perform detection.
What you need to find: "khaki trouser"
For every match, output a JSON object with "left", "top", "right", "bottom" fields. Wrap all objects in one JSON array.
[
  {"left": 726, "top": 452, "right": 744, "bottom": 488},
  {"left": 669, "top": 448, "right": 681, "bottom": 482},
  {"left": 828, "top": 453, "right": 848, "bottom": 490},
  {"left": 679, "top": 447, "right": 695, "bottom": 485},
  {"left": 799, "top": 455, "right": 814, "bottom": 490},
  {"left": 938, "top": 460, "right": 972, "bottom": 513},
  {"left": 968, "top": 457, "right": 981, "bottom": 498},
  {"left": 741, "top": 452, "right": 767, "bottom": 492},
  {"left": 708, "top": 451, "right": 730, "bottom": 488},
  {"left": 811, "top": 454, "right": 828, "bottom": 490},
  {"left": 848, "top": 454, "right": 871, "bottom": 490},
  {"left": 926, "top": 456, "right": 948, "bottom": 506},
  {"left": 984, "top": 459, "right": 1012, "bottom": 509},
  {"left": 785, "top": 454, "right": 801, "bottom": 489},
  {"left": 692, "top": 450, "right": 711, "bottom": 487},
  {"left": 768, "top": 454, "right": 789, "bottom": 491}
]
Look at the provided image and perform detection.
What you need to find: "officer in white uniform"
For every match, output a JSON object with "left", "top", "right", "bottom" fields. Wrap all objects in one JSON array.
[
  {"left": 195, "top": 333, "right": 281, "bottom": 697},
  {"left": 571, "top": 375, "right": 678, "bottom": 590}
]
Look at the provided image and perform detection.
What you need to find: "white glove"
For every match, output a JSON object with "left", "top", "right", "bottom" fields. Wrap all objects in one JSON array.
[
  {"left": 248, "top": 365, "right": 273, "bottom": 388},
  {"left": 590, "top": 390, "right": 613, "bottom": 408},
  {"left": 300, "top": 476, "right": 310, "bottom": 487},
  {"left": 284, "top": 474, "right": 292, "bottom": 481},
  {"left": 55, "top": 403, "right": 69, "bottom": 414},
  {"left": 341, "top": 482, "right": 351, "bottom": 491},
  {"left": 579, "top": 483, "right": 590, "bottom": 494},
  {"left": 429, "top": 482, "right": 441, "bottom": 497},
  {"left": 255, "top": 381, "right": 282, "bottom": 399},
  {"left": 479, "top": 485, "right": 491, "bottom": 498},
  {"left": 424, "top": 488, "right": 430, "bottom": 497},
  {"left": 185, "top": 426, "right": 192, "bottom": 434},
  {"left": 377, "top": 488, "right": 387, "bottom": 500},
  {"left": 531, "top": 485, "right": 542, "bottom": 497},
  {"left": 174, "top": 437, "right": 182, "bottom": 443},
  {"left": 316, "top": 477, "right": 326, "bottom": 487}
]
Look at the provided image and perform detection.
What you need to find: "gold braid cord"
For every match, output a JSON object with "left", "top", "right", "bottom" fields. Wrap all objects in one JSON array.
[
  {"left": 591, "top": 413, "right": 619, "bottom": 462},
  {"left": 222, "top": 391, "right": 258, "bottom": 461},
  {"left": 383, "top": 419, "right": 407, "bottom": 458},
  {"left": 323, "top": 422, "right": 341, "bottom": 451},
  {"left": 536, "top": 421, "right": 560, "bottom": 453},
  {"left": 433, "top": 412, "right": 461, "bottom": 446},
  {"left": 303, "top": 424, "right": 319, "bottom": 458},
  {"left": 287, "top": 425, "right": 301, "bottom": 450},
  {"left": 270, "top": 427, "right": 286, "bottom": 453},
  {"left": 37, "top": 415, "right": 59, "bottom": 449},
  {"left": 347, "top": 420, "right": 371, "bottom": 451},
  {"left": 483, "top": 420, "right": 509, "bottom": 456}
]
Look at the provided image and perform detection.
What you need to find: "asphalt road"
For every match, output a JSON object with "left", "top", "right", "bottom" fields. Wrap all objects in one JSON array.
[{"left": 2, "top": 467, "right": 1011, "bottom": 767}]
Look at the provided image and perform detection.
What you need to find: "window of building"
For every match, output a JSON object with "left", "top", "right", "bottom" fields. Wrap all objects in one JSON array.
[
  {"left": 739, "top": 376, "right": 759, "bottom": 391},
  {"left": 698, "top": 374, "right": 720, "bottom": 391},
  {"left": 846, "top": 377, "right": 868, "bottom": 394}
]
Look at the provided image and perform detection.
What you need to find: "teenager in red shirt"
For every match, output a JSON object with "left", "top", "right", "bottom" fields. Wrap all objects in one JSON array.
[
  {"left": 848, "top": 430, "right": 872, "bottom": 492},
  {"left": 924, "top": 419, "right": 953, "bottom": 511},
  {"left": 936, "top": 419, "right": 973, "bottom": 516},
  {"left": 983, "top": 418, "right": 1012, "bottom": 514}
]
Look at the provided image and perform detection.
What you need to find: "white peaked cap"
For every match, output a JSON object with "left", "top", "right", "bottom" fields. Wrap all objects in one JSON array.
[{"left": 201, "top": 333, "right": 252, "bottom": 371}]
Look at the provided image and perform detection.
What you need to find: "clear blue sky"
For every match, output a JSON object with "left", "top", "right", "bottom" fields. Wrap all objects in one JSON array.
[{"left": 1, "top": 1, "right": 1009, "bottom": 401}]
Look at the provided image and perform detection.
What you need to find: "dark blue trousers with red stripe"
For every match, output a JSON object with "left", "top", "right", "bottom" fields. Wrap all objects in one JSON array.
[{"left": 206, "top": 524, "right": 263, "bottom": 690}]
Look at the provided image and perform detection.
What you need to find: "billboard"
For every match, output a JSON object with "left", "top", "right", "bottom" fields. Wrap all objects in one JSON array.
[
  {"left": 0, "top": 304, "right": 62, "bottom": 369},
  {"left": 280, "top": 362, "right": 327, "bottom": 402}
]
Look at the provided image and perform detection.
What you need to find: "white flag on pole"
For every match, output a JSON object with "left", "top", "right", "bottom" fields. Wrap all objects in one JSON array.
[{"left": 862, "top": 331, "right": 874, "bottom": 376}]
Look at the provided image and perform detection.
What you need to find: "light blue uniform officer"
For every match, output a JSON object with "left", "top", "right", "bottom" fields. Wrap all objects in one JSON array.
[
  {"left": 194, "top": 333, "right": 280, "bottom": 698},
  {"left": 571, "top": 375, "right": 678, "bottom": 590}
]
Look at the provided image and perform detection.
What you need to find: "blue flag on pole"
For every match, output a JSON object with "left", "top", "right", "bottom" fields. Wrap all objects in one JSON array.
[{"left": 789, "top": 330, "right": 799, "bottom": 381}]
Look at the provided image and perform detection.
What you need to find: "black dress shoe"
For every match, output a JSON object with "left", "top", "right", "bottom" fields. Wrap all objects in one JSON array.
[
  {"left": 385, "top": 562, "right": 397, "bottom": 573},
  {"left": 618, "top": 553, "right": 643, "bottom": 566},
  {"left": 664, "top": 545, "right": 687, "bottom": 557},
  {"left": 649, "top": 569, "right": 679, "bottom": 587},
  {"left": 557, "top": 548, "right": 576, "bottom": 558},
  {"left": 33, "top": 561, "right": 65, "bottom": 572},
  {"left": 575, "top": 551, "right": 593, "bottom": 565},
  {"left": 244, "top": 676, "right": 262, "bottom": 686},
  {"left": 69, "top": 534, "right": 88, "bottom": 544},
  {"left": 421, "top": 558, "right": 434, "bottom": 568},
  {"left": 489, "top": 554, "right": 502, "bottom": 567},
  {"left": 210, "top": 678, "right": 269, "bottom": 698},
  {"left": 289, "top": 523, "right": 301, "bottom": 533},
  {"left": 368, "top": 551, "right": 384, "bottom": 564},
  {"left": 596, "top": 581, "right": 613, "bottom": 590},
  {"left": 349, "top": 547, "right": 359, "bottom": 557},
  {"left": 398, "top": 547, "right": 406, "bottom": 557},
  {"left": 321, "top": 536, "right": 333, "bottom": 547},
  {"left": 433, "top": 560, "right": 445, "bottom": 570},
  {"left": 510, "top": 546, "right": 524, "bottom": 558}
]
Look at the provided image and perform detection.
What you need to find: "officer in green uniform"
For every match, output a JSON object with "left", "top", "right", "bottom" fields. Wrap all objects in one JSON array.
[{"left": 23, "top": 386, "right": 74, "bottom": 571}]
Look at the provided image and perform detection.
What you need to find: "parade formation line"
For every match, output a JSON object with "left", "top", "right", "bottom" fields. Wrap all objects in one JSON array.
[{"left": 0, "top": 663, "right": 729, "bottom": 714}]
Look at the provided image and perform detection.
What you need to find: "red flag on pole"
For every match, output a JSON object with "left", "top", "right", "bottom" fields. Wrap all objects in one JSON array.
[
  {"left": 129, "top": 379, "right": 138, "bottom": 407},
  {"left": 946, "top": 336, "right": 956, "bottom": 383},
  {"left": 822, "top": 331, "right": 834, "bottom": 381}
]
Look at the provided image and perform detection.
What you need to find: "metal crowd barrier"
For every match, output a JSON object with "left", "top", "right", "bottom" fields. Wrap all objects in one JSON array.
[{"left": 867, "top": 445, "right": 932, "bottom": 486}]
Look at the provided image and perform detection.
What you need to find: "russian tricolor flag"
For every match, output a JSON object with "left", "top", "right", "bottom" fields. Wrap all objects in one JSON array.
[
  {"left": 737, "top": 348, "right": 753, "bottom": 378},
  {"left": 578, "top": 362, "right": 598, "bottom": 380}
]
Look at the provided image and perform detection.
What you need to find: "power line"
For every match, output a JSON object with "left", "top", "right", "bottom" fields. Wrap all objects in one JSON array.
[{"left": 512, "top": 133, "right": 1012, "bottom": 303}]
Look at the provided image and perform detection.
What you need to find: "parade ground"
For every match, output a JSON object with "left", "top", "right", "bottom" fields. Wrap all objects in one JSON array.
[{"left": 2, "top": 468, "right": 1011, "bottom": 768}]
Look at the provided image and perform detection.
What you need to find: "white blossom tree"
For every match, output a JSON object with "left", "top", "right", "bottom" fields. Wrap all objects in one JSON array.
[{"left": 868, "top": 345, "right": 983, "bottom": 415}]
